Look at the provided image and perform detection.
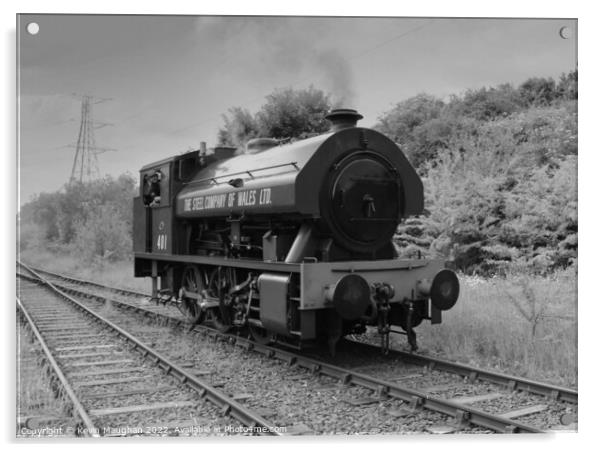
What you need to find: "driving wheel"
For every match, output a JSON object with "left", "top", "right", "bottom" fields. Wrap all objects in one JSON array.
[{"left": 179, "top": 265, "right": 204, "bottom": 324}]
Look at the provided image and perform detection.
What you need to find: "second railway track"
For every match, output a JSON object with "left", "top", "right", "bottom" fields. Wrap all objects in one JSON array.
[{"left": 17, "top": 262, "right": 578, "bottom": 434}]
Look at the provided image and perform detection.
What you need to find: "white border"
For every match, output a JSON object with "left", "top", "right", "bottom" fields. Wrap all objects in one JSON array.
[{"left": 4, "top": 2, "right": 597, "bottom": 451}]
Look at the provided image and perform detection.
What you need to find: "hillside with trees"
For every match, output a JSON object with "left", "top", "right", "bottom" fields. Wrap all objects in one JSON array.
[
  {"left": 19, "top": 73, "right": 577, "bottom": 276},
  {"left": 382, "top": 72, "right": 577, "bottom": 275}
]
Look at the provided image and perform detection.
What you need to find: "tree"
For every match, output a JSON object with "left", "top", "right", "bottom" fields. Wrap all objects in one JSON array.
[
  {"left": 18, "top": 174, "right": 138, "bottom": 255},
  {"left": 255, "top": 86, "right": 332, "bottom": 139},
  {"left": 217, "top": 107, "right": 260, "bottom": 147},
  {"left": 375, "top": 94, "right": 445, "bottom": 143},
  {"left": 519, "top": 77, "right": 557, "bottom": 106},
  {"left": 216, "top": 86, "right": 333, "bottom": 147},
  {"left": 375, "top": 94, "right": 449, "bottom": 168},
  {"left": 448, "top": 84, "right": 523, "bottom": 121},
  {"left": 557, "top": 70, "right": 578, "bottom": 100},
  {"left": 19, "top": 191, "right": 62, "bottom": 241}
]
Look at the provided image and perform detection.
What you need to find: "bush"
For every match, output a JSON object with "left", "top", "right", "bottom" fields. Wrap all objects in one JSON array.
[
  {"left": 376, "top": 72, "right": 577, "bottom": 172},
  {"left": 448, "top": 84, "right": 524, "bottom": 121},
  {"left": 18, "top": 174, "right": 138, "bottom": 262},
  {"left": 375, "top": 93, "right": 445, "bottom": 139},
  {"left": 73, "top": 204, "right": 132, "bottom": 263},
  {"left": 18, "top": 222, "right": 46, "bottom": 252},
  {"left": 519, "top": 77, "right": 557, "bottom": 106},
  {"left": 375, "top": 94, "right": 446, "bottom": 168},
  {"left": 399, "top": 100, "right": 577, "bottom": 275},
  {"left": 557, "top": 70, "right": 578, "bottom": 100}
]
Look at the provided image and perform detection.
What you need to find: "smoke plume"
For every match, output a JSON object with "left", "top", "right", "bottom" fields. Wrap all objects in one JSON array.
[{"left": 193, "top": 16, "right": 356, "bottom": 107}]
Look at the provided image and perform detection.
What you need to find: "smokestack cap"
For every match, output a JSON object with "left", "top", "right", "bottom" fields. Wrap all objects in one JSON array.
[{"left": 325, "top": 108, "right": 363, "bottom": 132}]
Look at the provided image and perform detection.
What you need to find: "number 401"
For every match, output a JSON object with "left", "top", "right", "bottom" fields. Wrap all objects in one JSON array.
[{"left": 156, "top": 234, "right": 167, "bottom": 250}]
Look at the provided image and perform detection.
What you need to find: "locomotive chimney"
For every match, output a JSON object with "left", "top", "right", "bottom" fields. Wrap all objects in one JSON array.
[{"left": 325, "top": 108, "right": 364, "bottom": 132}]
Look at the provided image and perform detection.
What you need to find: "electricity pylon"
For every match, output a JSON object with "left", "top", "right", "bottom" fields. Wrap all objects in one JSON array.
[{"left": 68, "top": 95, "right": 116, "bottom": 184}]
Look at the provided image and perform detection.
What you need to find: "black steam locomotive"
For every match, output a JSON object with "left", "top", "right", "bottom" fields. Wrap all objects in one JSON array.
[{"left": 133, "top": 109, "right": 459, "bottom": 353}]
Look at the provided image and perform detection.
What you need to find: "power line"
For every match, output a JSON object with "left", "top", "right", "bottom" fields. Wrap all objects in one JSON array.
[{"left": 349, "top": 20, "right": 433, "bottom": 62}]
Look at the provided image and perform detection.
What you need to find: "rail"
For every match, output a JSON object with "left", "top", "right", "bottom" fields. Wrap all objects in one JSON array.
[
  {"left": 17, "top": 296, "right": 100, "bottom": 437},
  {"left": 348, "top": 339, "right": 578, "bottom": 404}
]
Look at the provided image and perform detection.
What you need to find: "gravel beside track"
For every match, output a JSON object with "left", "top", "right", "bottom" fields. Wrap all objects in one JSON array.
[{"left": 19, "top": 263, "right": 578, "bottom": 434}]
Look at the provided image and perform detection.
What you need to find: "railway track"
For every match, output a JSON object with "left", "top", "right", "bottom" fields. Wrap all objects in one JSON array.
[
  {"left": 17, "top": 262, "right": 578, "bottom": 434},
  {"left": 21, "top": 264, "right": 578, "bottom": 403},
  {"left": 16, "top": 265, "right": 282, "bottom": 437}
]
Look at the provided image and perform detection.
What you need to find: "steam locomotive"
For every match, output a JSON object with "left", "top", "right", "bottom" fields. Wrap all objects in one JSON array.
[{"left": 133, "top": 109, "right": 459, "bottom": 353}]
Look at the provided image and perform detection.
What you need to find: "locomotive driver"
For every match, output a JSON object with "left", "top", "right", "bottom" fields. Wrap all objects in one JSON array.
[{"left": 143, "top": 171, "right": 162, "bottom": 206}]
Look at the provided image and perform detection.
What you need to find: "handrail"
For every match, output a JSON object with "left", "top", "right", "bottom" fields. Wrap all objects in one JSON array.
[{"left": 183, "top": 161, "right": 299, "bottom": 186}]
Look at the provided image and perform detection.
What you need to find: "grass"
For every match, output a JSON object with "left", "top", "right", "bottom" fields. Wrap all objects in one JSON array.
[
  {"left": 414, "top": 270, "right": 577, "bottom": 387},
  {"left": 20, "top": 245, "right": 150, "bottom": 293},
  {"left": 19, "top": 244, "right": 577, "bottom": 388}
]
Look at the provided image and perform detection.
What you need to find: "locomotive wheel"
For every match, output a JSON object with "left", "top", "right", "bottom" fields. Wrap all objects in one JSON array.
[
  {"left": 206, "top": 308, "right": 231, "bottom": 333},
  {"left": 179, "top": 266, "right": 204, "bottom": 324},
  {"left": 248, "top": 325, "right": 274, "bottom": 345},
  {"left": 205, "top": 267, "right": 234, "bottom": 333}
]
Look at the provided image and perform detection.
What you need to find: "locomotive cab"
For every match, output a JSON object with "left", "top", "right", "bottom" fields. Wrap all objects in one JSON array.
[{"left": 134, "top": 150, "right": 204, "bottom": 273}]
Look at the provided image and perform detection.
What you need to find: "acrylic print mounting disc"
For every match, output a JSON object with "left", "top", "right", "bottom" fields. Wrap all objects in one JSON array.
[{"left": 17, "top": 14, "right": 577, "bottom": 438}]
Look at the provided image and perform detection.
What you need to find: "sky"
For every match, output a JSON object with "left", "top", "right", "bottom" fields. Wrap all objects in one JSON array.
[{"left": 17, "top": 15, "right": 577, "bottom": 204}]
